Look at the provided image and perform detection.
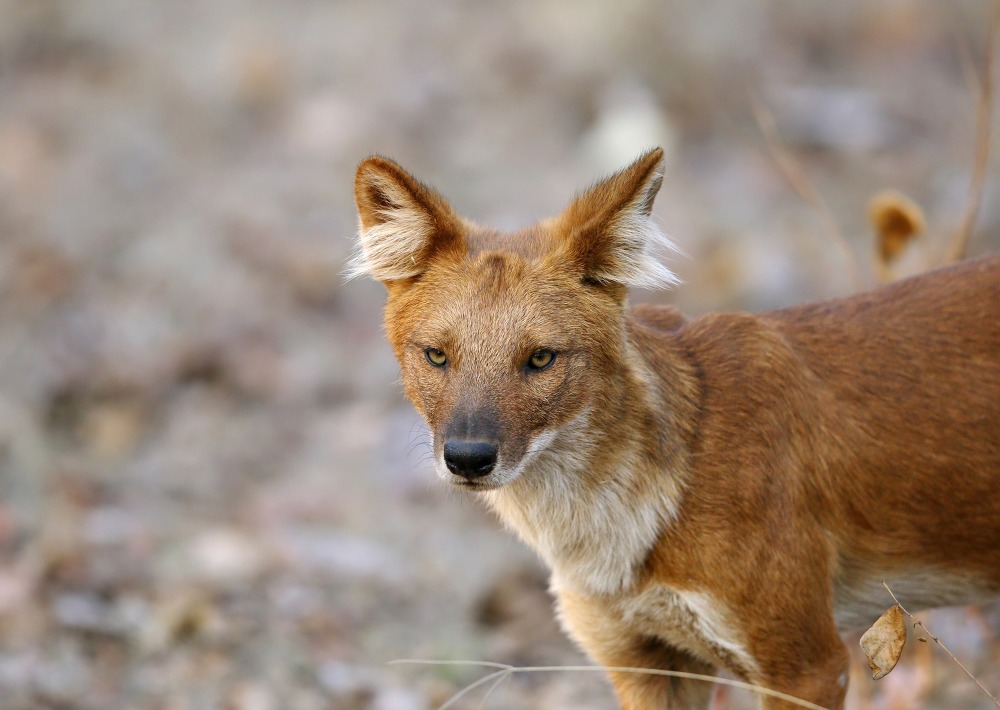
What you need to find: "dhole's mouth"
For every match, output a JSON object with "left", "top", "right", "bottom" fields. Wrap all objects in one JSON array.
[
  {"left": 452, "top": 477, "right": 503, "bottom": 491},
  {"left": 435, "top": 452, "right": 525, "bottom": 491},
  {"left": 440, "top": 462, "right": 521, "bottom": 491}
]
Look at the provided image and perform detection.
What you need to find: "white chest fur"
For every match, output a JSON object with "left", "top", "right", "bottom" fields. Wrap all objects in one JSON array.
[{"left": 483, "top": 409, "right": 681, "bottom": 595}]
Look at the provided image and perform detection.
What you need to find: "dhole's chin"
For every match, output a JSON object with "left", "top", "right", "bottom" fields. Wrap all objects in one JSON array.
[{"left": 436, "top": 461, "right": 525, "bottom": 491}]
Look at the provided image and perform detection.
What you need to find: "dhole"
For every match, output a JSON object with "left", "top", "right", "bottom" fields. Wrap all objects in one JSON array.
[{"left": 351, "top": 148, "right": 1000, "bottom": 709}]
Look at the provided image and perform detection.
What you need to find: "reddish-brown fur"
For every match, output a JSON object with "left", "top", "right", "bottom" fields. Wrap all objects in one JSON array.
[{"left": 352, "top": 149, "right": 1000, "bottom": 709}]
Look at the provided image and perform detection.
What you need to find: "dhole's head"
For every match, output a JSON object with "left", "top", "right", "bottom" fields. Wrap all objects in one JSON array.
[{"left": 350, "top": 149, "right": 675, "bottom": 490}]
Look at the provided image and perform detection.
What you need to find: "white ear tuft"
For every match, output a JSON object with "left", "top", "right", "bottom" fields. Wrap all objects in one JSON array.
[
  {"left": 349, "top": 157, "right": 459, "bottom": 282},
  {"left": 345, "top": 180, "right": 435, "bottom": 281},
  {"left": 597, "top": 219, "right": 679, "bottom": 290},
  {"left": 597, "top": 163, "right": 679, "bottom": 289},
  {"left": 559, "top": 148, "right": 679, "bottom": 290}
]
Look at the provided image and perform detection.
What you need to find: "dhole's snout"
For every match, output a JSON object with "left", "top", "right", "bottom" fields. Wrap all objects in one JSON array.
[
  {"left": 443, "top": 440, "right": 498, "bottom": 479},
  {"left": 442, "top": 410, "right": 501, "bottom": 482}
]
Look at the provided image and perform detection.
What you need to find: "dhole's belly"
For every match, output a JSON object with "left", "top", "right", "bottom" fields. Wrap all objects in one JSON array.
[{"left": 832, "top": 568, "right": 1000, "bottom": 631}]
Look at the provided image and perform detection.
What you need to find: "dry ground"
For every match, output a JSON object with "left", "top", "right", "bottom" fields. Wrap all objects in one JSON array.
[{"left": 0, "top": 1, "right": 998, "bottom": 708}]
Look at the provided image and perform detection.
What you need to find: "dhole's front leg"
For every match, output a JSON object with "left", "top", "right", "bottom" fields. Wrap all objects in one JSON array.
[
  {"left": 607, "top": 640, "right": 715, "bottom": 710},
  {"left": 747, "top": 630, "right": 849, "bottom": 710},
  {"left": 740, "top": 581, "right": 851, "bottom": 710},
  {"left": 556, "top": 587, "right": 715, "bottom": 709},
  {"left": 557, "top": 580, "right": 850, "bottom": 710}
]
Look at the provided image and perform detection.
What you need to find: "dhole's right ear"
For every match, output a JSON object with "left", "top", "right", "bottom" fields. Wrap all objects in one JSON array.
[{"left": 348, "top": 157, "right": 464, "bottom": 282}]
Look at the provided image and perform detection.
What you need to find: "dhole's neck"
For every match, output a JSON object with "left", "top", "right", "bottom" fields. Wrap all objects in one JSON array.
[{"left": 484, "top": 322, "right": 698, "bottom": 596}]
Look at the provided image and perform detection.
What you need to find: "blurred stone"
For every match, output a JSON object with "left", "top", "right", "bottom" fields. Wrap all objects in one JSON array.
[
  {"left": 372, "top": 686, "right": 427, "bottom": 710},
  {"left": 228, "top": 32, "right": 291, "bottom": 112},
  {"left": 582, "top": 80, "right": 677, "bottom": 174},
  {"left": 475, "top": 564, "right": 566, "bottom": 665},
  {"left": 0, "top": 121, "right": 54, "bottom": 197},
  {"left": 870, "top": 655, "right": 930, "bottom": 709},
  {"left": 53, "top": 592, "right": 126, "bottom": 636},
  {"left": 32, "top": 642, "right": 91, "bottom": 703},
  {"left": 286, "top": 92, "right": 369, "bottom": 158},
  {"left": 9, "top": 243, "right": 77, "bottom": 307},
  {"left": 51, "top": 592, "right": 144, "bottom": 645},
  {"left": 226, "top": 681, "right": 276, "bottom": 710},
  {"left": 317, "top": 660, "right": 378, "bottom": 703},
  {"left": 0, "top": 559, "right": 38, "bottom": 617},
  {"left": 0, "top": 651, "right": 37, "bottom": 698},
  {"left": 188, "top": 528, "right": 268, "bottom": 584},
  {"left": 282, "top": 250, "right": 341, "bottom": 305},
  {"left": 0, "top": 504, "right": 15, "bottom": 545},
  {"left": 536, "top": 673, "right": 617, "bottom": 710},
  {"left": 768, "top": 86, "right": 898, "bottom": 151},
  {"left": 83, "top": 506, "right": 143, "bottom": 546},
  {"left": 225, "top": 339, "right": 284, "bottom": 399},
  {"left": 36, "top": 486, "right": 88, "bottom": 582},
  {"left": 273, "top": 527, "right": 406, "bottom": 584},
  {"left": 268, "top": 579, "right": 324, "bottom": 621}
]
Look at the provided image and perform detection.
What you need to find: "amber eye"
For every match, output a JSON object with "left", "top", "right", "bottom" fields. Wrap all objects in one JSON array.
[
  {"left": 424, "top": 347, "right": 447, "bottom": 367},
  {"left": 527, "top": 349, "right": 556, "bottom": 371}
]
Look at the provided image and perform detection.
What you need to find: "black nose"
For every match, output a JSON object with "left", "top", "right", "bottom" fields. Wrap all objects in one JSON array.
[{"left": 443, "top": 441, "right": 498, "bottom": 479}]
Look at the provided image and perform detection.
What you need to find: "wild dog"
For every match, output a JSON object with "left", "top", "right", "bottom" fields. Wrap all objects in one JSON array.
[{"left": 350, "top": 148, "right": 1000, "bottom": 709}]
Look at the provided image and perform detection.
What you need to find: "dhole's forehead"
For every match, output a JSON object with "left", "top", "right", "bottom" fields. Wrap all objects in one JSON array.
[
  {"left": 463, "top": 221, "right": 558, "bottom": 259},
  {"left": 393, "top": 249, "right": 607, "bottom": 346}
]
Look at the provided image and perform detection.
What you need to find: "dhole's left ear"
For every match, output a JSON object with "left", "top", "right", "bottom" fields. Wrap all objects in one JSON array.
[
  {"left": 348, "top": 156, "right": 464, "bottom": 282},
  {"left": 555, "top": 147, "right": 677, "bottom": 289}
]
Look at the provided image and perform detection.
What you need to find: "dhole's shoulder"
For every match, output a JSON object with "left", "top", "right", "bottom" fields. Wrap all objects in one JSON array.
[
  {"left": 630, "top": 305, "right": 790, "bottom": 359},
  {"left": 675, "top": 310, "right": 796, "bottom": 363},
  {"left": 631, "top": 309, "right": 800, "bottom": 392},
  {"left": 628, "top": 303, "right": 689, "bottom": 333}
]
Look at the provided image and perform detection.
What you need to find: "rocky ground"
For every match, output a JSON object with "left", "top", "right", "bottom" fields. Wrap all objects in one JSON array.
[{"left": 0, "top": 1, "right": 998, "bottom": 708}]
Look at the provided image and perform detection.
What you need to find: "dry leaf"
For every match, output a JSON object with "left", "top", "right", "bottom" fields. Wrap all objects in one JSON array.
[
  {"left": 869, "top": 190, "right": 925, "bottom": 263},
  {"left": 141, "top": 590, "right": 219, "bottom": 653},
  {"left": 80, "top": 400, "right": 146, "bottom": 460},
  {"left": 860, "top": 604, "right": 907, "bottom": 679}
]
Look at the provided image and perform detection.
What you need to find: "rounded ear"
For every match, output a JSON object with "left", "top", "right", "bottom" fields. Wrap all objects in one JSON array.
[
  {"left": 348, "top": 157, "right": 464, "bottom": 282},
  {"left": 554, "top": 148, "right": 677, "bottom": 290}
]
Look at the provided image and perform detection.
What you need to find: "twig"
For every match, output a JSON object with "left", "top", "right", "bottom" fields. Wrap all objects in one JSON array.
[
  {"left": 749, "top": 93, "right": 864, "bottom": 292},
  {"left": 390, "top": 659, "right": 830, "bottom": 710},
  {"left": 945, "top": 6, "right": 997, "bottom": 263},
  {"left": 881, "top": 581, "right": 1000, "bottom": 708}
]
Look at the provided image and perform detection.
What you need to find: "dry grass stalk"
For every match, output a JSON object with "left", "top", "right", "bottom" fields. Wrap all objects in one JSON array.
[
  {"left": 881, "top": 581, "right": 1000, "bottom": 708},
  {"left": 749, "top": 94, "right": 863, "bottom": 292},
  {"left": 945, "top": 6, "right": 997, "bottom": 263},
  {"left": 391, "top": 659, "right": 830, "bottom": 710}
]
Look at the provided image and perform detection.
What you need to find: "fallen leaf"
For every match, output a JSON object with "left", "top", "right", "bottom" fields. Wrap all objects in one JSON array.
[
  {"left": 860, "top": 604, "right": 907, "bottom": 679},
  {"left": 140, "top": 590, "right": 220, "bottom": 653}
]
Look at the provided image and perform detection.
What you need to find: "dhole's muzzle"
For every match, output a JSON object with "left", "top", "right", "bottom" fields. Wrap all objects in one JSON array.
[{"left": 441, "top": 409, "right": 500, "bottom": 480}]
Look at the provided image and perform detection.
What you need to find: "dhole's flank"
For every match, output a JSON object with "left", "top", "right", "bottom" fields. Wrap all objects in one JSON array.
[{"left": 351, "top": 148, "right": 1000, "bottom": 709}]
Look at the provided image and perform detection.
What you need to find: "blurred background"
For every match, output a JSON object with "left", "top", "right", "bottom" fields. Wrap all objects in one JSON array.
[{"left": 0, "top": 1, "right": 998, "bottom": 708}]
